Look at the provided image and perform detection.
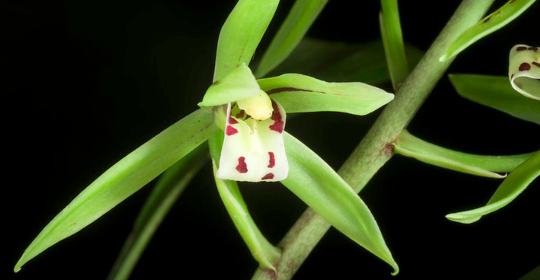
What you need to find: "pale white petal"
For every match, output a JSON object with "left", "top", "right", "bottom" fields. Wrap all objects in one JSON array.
[
  {"left": 509, "top": 44, "right": 540, "bottom": 100},
  {"left": 217, "top": 102, "right": 288, "bottom": 182}
]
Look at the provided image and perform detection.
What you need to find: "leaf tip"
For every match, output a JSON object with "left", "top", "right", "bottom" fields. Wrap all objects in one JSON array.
[
  {"left": 14, "top": 259, "right": 24, "bottom": 273},
  {"left": 445, "top": 213, "right": 481, "bottom": 224},
  {"left": 390, "top": 262, "right": 400, "bottom": 276}
]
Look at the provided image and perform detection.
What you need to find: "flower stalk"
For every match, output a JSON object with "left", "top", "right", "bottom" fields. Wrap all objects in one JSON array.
[{"left": 251, "top": 0, "right": 496, "bottom": 278}]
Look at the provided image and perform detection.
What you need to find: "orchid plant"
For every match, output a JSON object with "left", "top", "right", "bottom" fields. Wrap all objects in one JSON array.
[{"left": 14, "top": 0, "right": 539, "bottom": 279}]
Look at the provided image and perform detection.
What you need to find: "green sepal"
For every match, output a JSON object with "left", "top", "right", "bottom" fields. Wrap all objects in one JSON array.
[
  {"left": 258, "top": 73, "right": 394, "bottom": 115},
  {"left": 208, "top": 130, "right": 281, "bottom": 270},
  {"left": 14, "top": 109, "right": 214, "bottom": 272},
  {"left": 282, "top": 132, "right": 399, "bottom": 275},
  {"left": 441, "top": 0, "right": 536, "bottom": 61},
  {"left": 213, "top": 0, "right": 280, "bottom": 81},
  {"left": 394, "top": 130, "right": 532, "bottom": 178},
  {"left": 446, "top": 150, "right": 540, "bottom": 224}
]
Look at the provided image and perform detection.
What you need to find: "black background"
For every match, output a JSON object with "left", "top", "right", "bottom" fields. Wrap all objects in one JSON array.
[{"left": 3, "top": 0, "right": 540, "bottom": 279}]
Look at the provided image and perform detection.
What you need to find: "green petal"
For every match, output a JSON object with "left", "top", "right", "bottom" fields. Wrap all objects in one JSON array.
[
  {"left": 199, "top": 64, "right": 260, "bottom": 107},
  {"left": 446, "top": 150, "right": 540, "bottom": 224},
  {"left": 269, "top": 38, "right": 423, "bottom": 84},
  {"left": 14, "top": 109, "right": 214, "bottom": 272},
  {"left": 209, "top": 131, "right": 281, "bottom": 270},
  {"left": 213, "top": 0, "right": 280, "bottom": 81},
  {"left": 108, "top": 146, "right": 208, "bottom": 280},
  {"left": 394, "top": 130, "right": 532, "bottom": 178},
  {"left": 282, "top": 132, "right": 398, "bottom": 274},
  {"left": 379, "top": 0, "right": 409, "bottom": 89},
  {"left": 449, "top": 74, "right": 540, "bottom": 125},
  {"left": 255, "top": 0, "right": 328, "bottom": 77},
  {"left": 258, "top": 73, "right": 394, "bottom": 115},
  {"left": 441, "top": 0, "right": 536, "bottom": 62},
  {"left": 508, "top": 44, "right": 540, "bottom": 100}
]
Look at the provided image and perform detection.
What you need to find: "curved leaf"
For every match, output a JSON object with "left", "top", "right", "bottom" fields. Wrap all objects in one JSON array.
[
  {"left": 255, "top": 0, "right": 328, "bottom": 77},
  {"left": 446, "top": 150, "right": 540, "bottom": 224},
  {"left": 199, "top": 64, "right": 260, "bottom": 107},
  {"left": 394, "top": 130, "right": 532, "bottom": 178},
  {"left": 379, "top": 0, "right": 409, "bottom": 89},
  {"left": 208, "top": 130, "right": 281, "bottom": 270},
  {"left": 449, "top": 74, "right": 540, "bottom": 125},
  {"left": 441, "top": 0, "right": 536, "bottom": 61},
  {"left": 283, "top": 132, "right": 398, "bottom": 274},
  {"left": 213, "top": 0, "right": 280, "bottom": 81},
  {"left": 15, "top": 109, "right": 214, "bottom": 272},
  {"left": 107, "top": 146, "right": 208, "bottom": 280},
  {"left": 258, "top": 73, "right": 394, "bottom": 115}
]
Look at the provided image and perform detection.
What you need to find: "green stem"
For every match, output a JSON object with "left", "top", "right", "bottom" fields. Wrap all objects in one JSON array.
[{"left": 251, "top": 0, "right": 495, "bottom": 279}]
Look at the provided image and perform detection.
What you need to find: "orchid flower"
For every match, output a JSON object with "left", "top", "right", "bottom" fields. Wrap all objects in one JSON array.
[
  {"left": 14, "top": 0, "right": 400, "bottom": 275},
  {"left": 199, "top": 63, "right": 395, "bottom": 183},
  {"left": 509, "top": 44, "right": 540, "bottom": 100}
]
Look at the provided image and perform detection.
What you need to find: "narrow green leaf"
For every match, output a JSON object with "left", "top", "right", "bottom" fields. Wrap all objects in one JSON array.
[
  {"left": 255, "top": 0, "right": 328, "bottom": 77},
  {"left": 447, "top": 150, "right": 540, "bottom": 224},
  {"left": 269, "top": 38, "right": 423, "bottom": 84},
  {"left": 208, "top": 130, "right": 281, "bottom": 270},
  {"left": 379, "top": 0, "right": 409, "bottom": 89},
  {"left": 394, "top": 130, "right": 532, "bottom": 178},
  {"left": 199, "top": 64, "right": 260, "bottom": 107},
  {"left": 441, "top": 0, "right": 536, "bottom": 61},
  {"left": 449, "top": 74, "right": 540, "bottom": 125},
  {"left": 107, "top": 145, "right": 208, "bottom": 280},
  {"left": 283, "top": 132, "right": 398, "bottom": 274},
  {"left": 15, "top": 109, "right": 214, "bottom": 272},
  {"left": 258, "top": 73, "right": 394, "bottom": 115},
  {"left": 213, "top": 0, "right": 280, "bottom": 81}
]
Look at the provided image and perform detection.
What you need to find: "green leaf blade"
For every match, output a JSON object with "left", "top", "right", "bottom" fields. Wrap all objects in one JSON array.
[
  {"left": 255, "top": 0, "right": 328, "bottom": 77},
  {"left": 107, "top": 146, "right": 208, "bottom": 280},
  {"left": 449, "top": 74, "right": 540, "bottom": 125},
  {"left": 259, "top": 73, "right": 394, "bottom": 115},
  {"left": 15, "top": 109, "right": 214, "bottom": 272},
  {"left": 208, "top": 131, "right": 280, "bottom": 270},
  {"left": 441, "top": 0, "right": 536, "bottom": 61},
  {"left": 394, "top": 130, "right": 532, "bottom": 178},
  {"left": 214, "top": 0, "right": 280, "bottom": 81},
  {"left": 446, "top": 150, "right": 540, "bottom": 224},
  {"left": 283, "top": 133, "right": 398, "bottom": 274},
  {"left": 379, "top": 0, "right": 409, "bottom": 89}
]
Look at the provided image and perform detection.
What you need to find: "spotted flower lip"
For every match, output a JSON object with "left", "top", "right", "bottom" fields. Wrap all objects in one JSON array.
[
  {"left": 217, "top": 98, "right": 288, "bottom": 182},
  {"left": 509, "top": 44, "right": 540, "bottom": 100}
]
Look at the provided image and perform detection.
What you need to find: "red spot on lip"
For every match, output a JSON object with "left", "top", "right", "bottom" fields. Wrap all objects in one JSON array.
[
  {"left": 236, "top": 157, "right": 248, "bottom": 173},
  {"left": 228, "top": 116, "right": 238, "bottom": 124},
  {"left": 269, "top": 101, "right": 284, "bottom": 133},
  {"left": 519, "top": 63, "right": 531, "bottom": 71},
  {"left": 236, "top": 110, "right": 245, "bottom": 118},
  {"left": 268, "top": 152, "right": 275, "bottom": 168},
  {"left": 226, "top": 125, "right": 238, "bottom": 136},
  {"left": 261, "top": 173, "right": 274, "bottom": 180}
]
